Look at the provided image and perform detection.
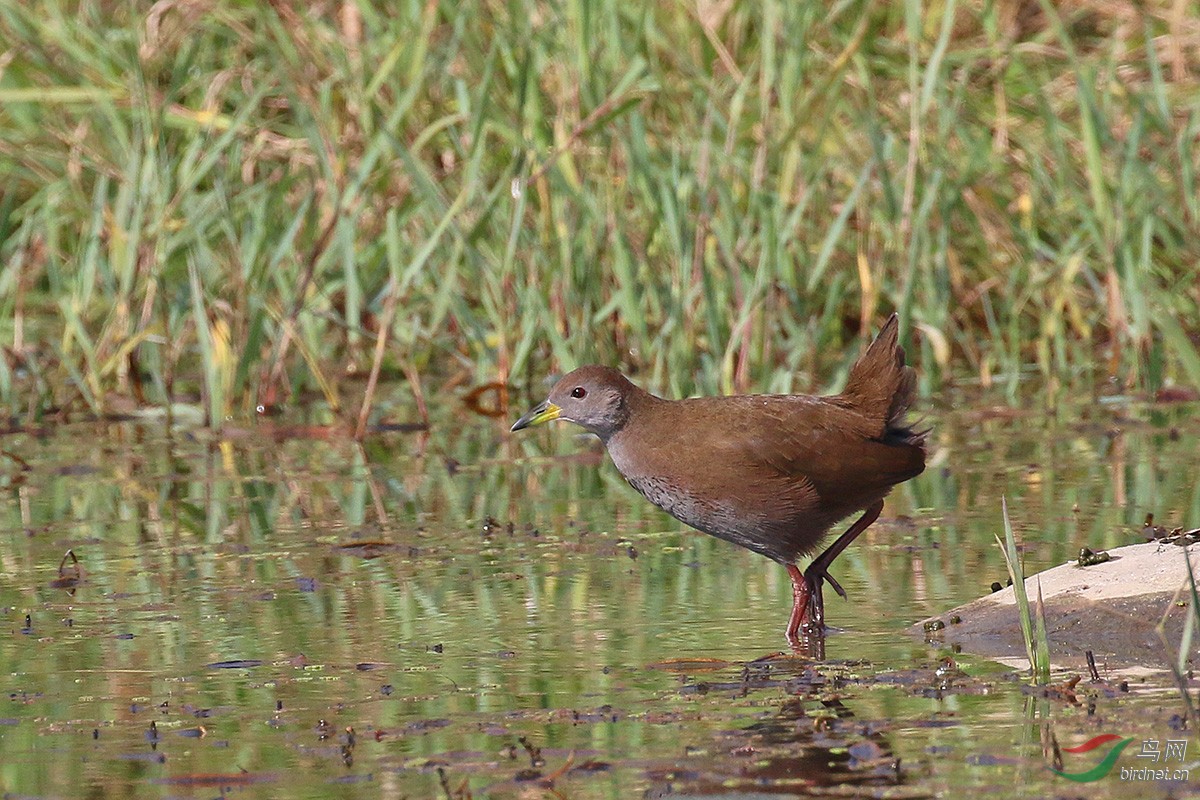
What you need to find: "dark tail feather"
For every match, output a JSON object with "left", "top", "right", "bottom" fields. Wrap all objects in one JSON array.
[{"left": 840, "top": 314, "right": 926, "bottom": 446}]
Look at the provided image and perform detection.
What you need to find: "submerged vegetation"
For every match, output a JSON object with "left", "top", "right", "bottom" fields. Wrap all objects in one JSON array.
[{"left": 1, "top": 1, "right": 1199, "bottom": 424}]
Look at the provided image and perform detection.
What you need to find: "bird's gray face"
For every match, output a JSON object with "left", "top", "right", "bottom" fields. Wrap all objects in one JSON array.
[{"left": 510, "top": 366, "right": 632, "bottom": 441}]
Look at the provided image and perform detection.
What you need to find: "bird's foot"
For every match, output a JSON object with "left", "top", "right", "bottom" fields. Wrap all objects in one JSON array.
[
  {"left": 785, "top": 562, "right": 849, "bottom": 636},
  {"left": 783, "top": 503, "right": 881, "bottom": 652},
  {"left": 784, "top": 595, "right": 826, "bottom": 659},
  {"left": 783, "top": 628, "right": 826, "bottom": 660},
  {"left": 784, "top": 564, "right": 827, "bottom": 646}
]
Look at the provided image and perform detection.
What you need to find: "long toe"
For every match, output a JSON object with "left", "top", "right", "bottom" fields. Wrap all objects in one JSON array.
[{"left": 804, "top": 563, "right": 848, "bottom": 600}]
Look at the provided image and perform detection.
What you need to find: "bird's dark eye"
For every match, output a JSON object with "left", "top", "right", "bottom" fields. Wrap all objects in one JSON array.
[{"left": 570, "top": 386, "right": 587, "bottom": 399}]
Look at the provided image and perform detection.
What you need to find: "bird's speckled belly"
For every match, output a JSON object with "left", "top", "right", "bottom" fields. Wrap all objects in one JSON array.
[{"left": 625, "top": 474, "right": 781, "bottom": 559}]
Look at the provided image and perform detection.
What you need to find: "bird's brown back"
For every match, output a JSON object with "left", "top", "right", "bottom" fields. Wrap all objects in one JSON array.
[{"left": 605, "top": 317, "right": 925, "bottom": 563}]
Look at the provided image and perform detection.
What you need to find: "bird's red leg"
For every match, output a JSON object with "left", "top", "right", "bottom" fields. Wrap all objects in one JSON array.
[
  {"left": 784, "top": 564, "right": 825, "bottom": 658},
  {"left": 802, "top": 500, "right": 884, "bottom": 626},
  {"left": 785, "top": 500, "right": 885, "bottom": 638},
  {"left": 785, "top": 563, "right": 811, "bottom": 643}
]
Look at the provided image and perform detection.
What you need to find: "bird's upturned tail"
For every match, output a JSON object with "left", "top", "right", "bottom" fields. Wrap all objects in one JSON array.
[{"left": 839, "top": 314, "right": 927, "bottom": 447}]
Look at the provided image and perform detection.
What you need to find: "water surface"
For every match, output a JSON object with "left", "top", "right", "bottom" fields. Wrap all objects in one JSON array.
[{"left": 2, "top": 395, "right": 1198, "bottom": 797}]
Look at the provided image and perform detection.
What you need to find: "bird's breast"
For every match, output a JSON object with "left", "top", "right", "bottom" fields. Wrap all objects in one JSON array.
[
  {"left": 624, "top": 474, "right": 745, "bottom": 537},
  {"left": 607, "top": 434, "right": 720, "bottom": 529}
]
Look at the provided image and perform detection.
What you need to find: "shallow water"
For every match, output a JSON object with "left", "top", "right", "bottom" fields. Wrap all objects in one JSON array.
[{"left": 1, "top": 396, "right": 1199, "bottom": 797}]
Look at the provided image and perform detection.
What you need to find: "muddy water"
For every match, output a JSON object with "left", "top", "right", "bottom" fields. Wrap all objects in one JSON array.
[{"left": 1, "top": 397, "right": 1198, "bottom": 798}]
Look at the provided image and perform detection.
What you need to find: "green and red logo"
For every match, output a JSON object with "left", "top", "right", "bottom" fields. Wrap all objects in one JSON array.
[{"left": 1050, "top": 734, "right": 1134, "bottom": 782}]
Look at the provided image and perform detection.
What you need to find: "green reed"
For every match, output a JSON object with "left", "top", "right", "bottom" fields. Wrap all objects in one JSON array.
[
  {"left": 1159, "top": 545, "right": 1200, "bottom": 732},
  {"left": 1, "top": 1, "right": 1198, "bottom": 423},
  {"left": 997, "top": 497, "right": 1052, "bottom": 685}
]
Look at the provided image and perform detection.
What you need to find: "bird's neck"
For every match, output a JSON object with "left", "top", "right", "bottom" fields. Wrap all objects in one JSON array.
[{"left": 601, "top": 384, "right": 662, "bottom": 445}]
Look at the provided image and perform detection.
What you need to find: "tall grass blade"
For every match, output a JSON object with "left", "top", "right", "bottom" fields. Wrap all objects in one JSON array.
[
  {"left": 1158, "top": 546, "right": 1200, "bottom": 731},
  {"left": 996, "top": 497, "right": 1050, "bottom": 684}
]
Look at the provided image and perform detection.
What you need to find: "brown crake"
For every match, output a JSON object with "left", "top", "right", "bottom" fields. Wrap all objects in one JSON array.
[{"left": 511, "top": 314, "right": 927, "bottom": 644}]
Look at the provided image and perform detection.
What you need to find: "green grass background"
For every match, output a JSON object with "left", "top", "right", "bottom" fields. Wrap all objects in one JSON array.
[{"left": 2, "top": 0, "right": 1198, "bottom": 423}]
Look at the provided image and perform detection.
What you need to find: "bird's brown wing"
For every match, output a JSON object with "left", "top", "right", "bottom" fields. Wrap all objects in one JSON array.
[{"left": 724, "top": 396, "right": 925, "bottom": 500}]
